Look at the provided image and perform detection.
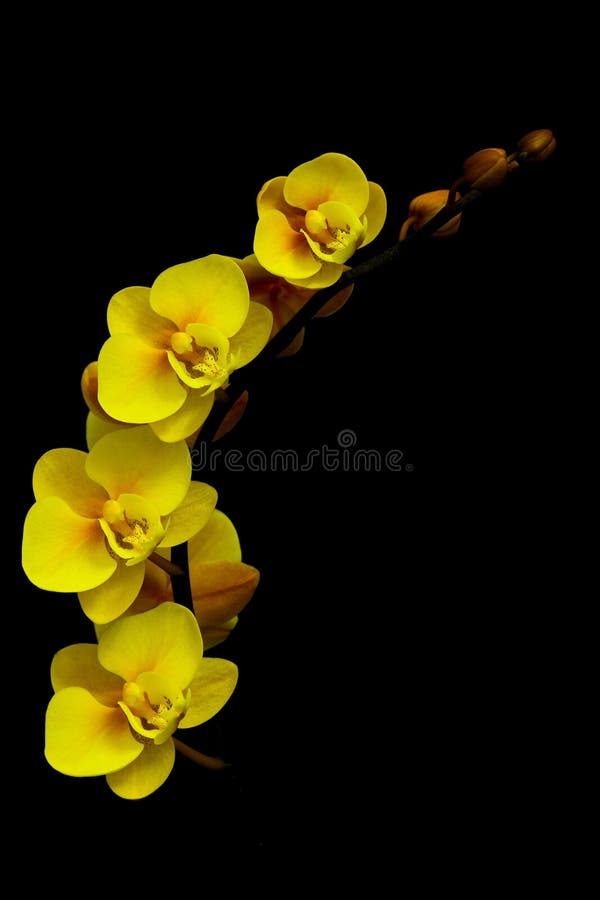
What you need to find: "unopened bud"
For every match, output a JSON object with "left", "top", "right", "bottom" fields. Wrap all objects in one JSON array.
[
  {"left": 399, "top": 189, "right": 462, "bottom": 240},
  {"left": 462, "top": 148, "right": 508, "bottom": 190},
  {"left": 517, "top": 129, "right": 556, "bottom": 162},
  {"left": 81, "top": 361, "right": 118, "bottom": 423}
]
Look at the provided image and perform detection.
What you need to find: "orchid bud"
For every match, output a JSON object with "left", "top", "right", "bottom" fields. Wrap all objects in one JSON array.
[
  {"left": 517, "top": 129, "right": 556, "bottom": 162},
  {"left": 399, "top": 189, "right": 462, "bottom": 240},
  {"left": 462, "top": 148, "right": 508, "bottom": 190},
  {"left": 81, "top": 361, "right": 116, "bottom": 423}
]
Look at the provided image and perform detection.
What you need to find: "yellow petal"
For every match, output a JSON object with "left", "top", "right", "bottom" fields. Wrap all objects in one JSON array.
[
  {"left": 97, "top": 333, "right": 187, "bottom": 423},
  {"left": 183, "top": 323, "right": 229, "bottom": 362},
  {"left": 22, "top": 497, "right": 115, "bottom": 592},
  {"left": 50, "top": 644, "right": 123, "bottom": 706},
  {"left": 99, "top": 493, "right": 165, "bottom": 565},
  {"left": 191, "top": 560, "right": 259, "bottom": 626},
  {"left": 179, "top": 658, "right": 238, "bottom": 729},
  {"left": 86, "top": 426, "right": 191, "bottom": 515},
  {"left": 240, "top": 271, "right": 311, "bottom": 334},
  {"left": 167, "top": 324, "right": 231, "bottom": 393},
  {"left": 158, "top": 480, "right": 218, "bottom": 548},
  {"left": 234, "top": 253, "right": 271, "bottom": 284},
  {"left": 45, "top": 687, "right": 142, "bottom": 776},
  {"left": 285, "top": 262, "right": 345, "bottom": 290},
  {"left": 202, "top": 619, "right": 238, "bottom": 650},
  {"left": 92, "top": 552, "right": 174, "bottom": 641},
  {"left": 150, "top": 255, "right": 249, "bottom": 337},
  {"left": 127, "top": 554, "right": 173, "bottom": 614},
  {"left": 284, "top": 152, "right": 370, "bottom": 215},
  {"left": 254, "top": 210, "right": 321, "bottom": 280},
  {"left": 229, "top": 302, "right": 273, "bottom": 369},
  {"left": 361, "top": 181, "right": 387, "bottom": 247},
  {"left": 86, "top": 411, "right": 131, "bottom": 450},
  {"left": 187, "top": 508, "right": 241, "bottom": 566},
  {"left": 256, "top": 175, "right": 304, "bottom": 218},
  {"left": 302, "top": 201, "right": 364, "bottom": 264},
  {"left": 98, "top": 602, "right": 203, "bottom": 686},
  {"left": 81, "top": 361, "right": 119, "bottom": 424},
  {"left": 32, "top": 448, "right": 108, "bottom": 517},
  {"left": 78, "top": 560, "right": 146, "bottom": 624},
  {"left": 107, "top": 285, "right": 176, "bottom": 346},
  {"left": 106, "top": 739, "right": 175, "bottom": 799},
  {"left": 167, "top": 353, "right": 222, "bottom": 394},
  {"left": 149, "top": 389, "right": 215, "bottom": 444},
  {"left": 120, "top": 672, "right": 185, "bottom": 745}
]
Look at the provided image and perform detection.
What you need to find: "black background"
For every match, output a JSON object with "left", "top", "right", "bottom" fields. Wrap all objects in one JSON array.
[{"left": 7, "top": 20, "right": 573, "bottom": 881}]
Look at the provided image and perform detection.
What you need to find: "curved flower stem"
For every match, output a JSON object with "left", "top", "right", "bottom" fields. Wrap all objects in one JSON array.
[
  {"left": 260, "top": 186, "right": 484, "bottom": 359},
  {"left": 173, "top": 737, "right": 230, "bottom": 770},
  {"left": 200, "top": 184, "right": 486, "bottom": 443},
  {"left": 200, "top": 133, "right": 554, "bottom": 444},
  {"left": 148, "top": 549, "right": 193, "bottom": 615}
]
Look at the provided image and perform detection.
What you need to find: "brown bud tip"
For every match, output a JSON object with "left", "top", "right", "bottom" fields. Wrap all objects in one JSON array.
[
  {"left": 399, "top": 189, "right": 462, "bottom": 240},
  {"left": 517, "top": 129, "right": 556, "bottom": 162},
  {"left": 462, "top": 148, "right": 508, "bottom": 190}
]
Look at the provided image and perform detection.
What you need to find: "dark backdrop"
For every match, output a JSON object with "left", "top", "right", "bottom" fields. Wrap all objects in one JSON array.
[{"left": 7, "top": 31, "right": 570, "bottom": 879}]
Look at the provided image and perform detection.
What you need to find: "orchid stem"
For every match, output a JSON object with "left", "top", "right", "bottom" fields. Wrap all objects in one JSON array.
[
  {"left": 148, "top": 552, "right": 185, "bottom": 577},
  {"left": 173, "top": 737, "right": 231, "bottom": 770},
  {"left": 200, "top": 183, "right": 484, "bottom": 442},
  {"left": 148, "top": 550, "right": 194, "bottom": 617},
  {"left": 199, "top": 131, "right": 553, "bottom": 445}
]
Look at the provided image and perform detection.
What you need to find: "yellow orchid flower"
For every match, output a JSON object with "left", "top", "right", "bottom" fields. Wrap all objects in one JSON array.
[
  {"left": 45, "top": 602, "right": 238, "bottom": 799},
  {"left": 96, "top": 254, "right": 273, "bottom": 443},
  {"left": 103, "top": 510, "right": 259, "bottom": 650},
  {"left": 253, "top": 152, "right": 386, "bottom": 290},
  {"left": 233, "top": 254, "right": 354, "bottom": 357},
  {"left": 81, "top": 361, "right": 201, "bottom": 449},
  {"left": 22, "top": 425, "right": 217, "bottom": 623}
]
